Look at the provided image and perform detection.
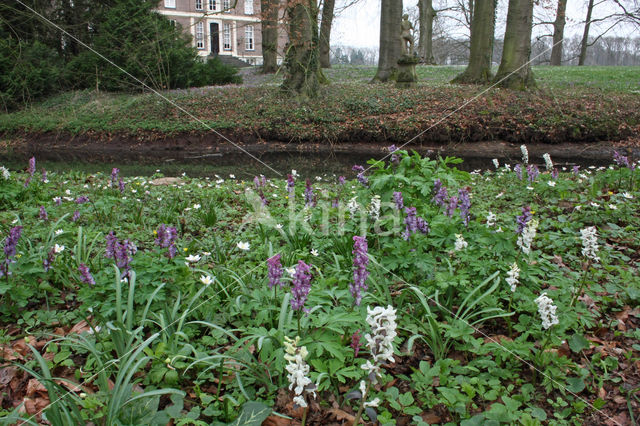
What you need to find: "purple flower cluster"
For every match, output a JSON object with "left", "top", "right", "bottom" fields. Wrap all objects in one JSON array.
[
  {"left": 432, "top": 179, "right": 449, "bottom": 208},
  {"left": 267, "top": 253, "right": 283, "bottom": 289},
  {"left": 614, "top": 151, "right": 636, "bottom": 170},
  {"left": 78, "top": 263, "right": 96, "bottom": 285},
  {"left": 118, "top": 178, "right": 125, "bottom": 194},
  {"left": 106, "top": 231, "right": 137, "bottom": 276},
  {"left": 43, "top": 247, "right": 56, "bottom": 272},
  {"left": 349, "top": 236, "right": 370, "bottom": 306},
  {"left": 445, "top": 196, "right": 458, "bottom": 218},
  {"left": 351, "top": 329, "right": 362, "bottom": 357},
  {"left": 39, "top": 206, "right": 48, "bottom": 221},
  {"left": 75, "top": 196, "right": 90, "bottom": 204},
  {"left": 338, "top": 176, "right": 345, "bottom": 186},
  {"left": 304, "top": 179, "right": 315, "bottom": 207},
  {"left": 458, "top": 188, "right": 471, "bottom": 227},
  {"left": 551, "top": 168, "right": 559, "bottom": 180},
  {"left": 514, "top": 164, "right": 523, "bottom": 180},
  {"left": 72, "top": 210, "right": 81, "bottom": 222},
  {"left": 253, "top": 175, "right": 267, "bottom": 188},
  {"left": 352, "top": 165, "right": 369, "bottom": 187},
  {"left": 527, "top": 165, "right": 539, "bottom": 182},
  {"left": 1, "top": 226, "right": 23, "bottom": 278},
  {"left": 516, "top": 206, "right": 532, "bottom": 234},
  {"left": 402, "top": 207, "right": 429, "bottom": 240},
  {"left": 393, "top": 191, "right": 404, "bottom": 210},
  {"left": 572, "top": 165, "right": 580, "bottom": 176},
  {"left": 155, "top": 224, "right": 178, "bottom": 259},
  {"left": 290, "top": 260, "right": 312, "bottom": 312},
  {"left": 111, "top": 168, "right": 120, "bottom": 187}
]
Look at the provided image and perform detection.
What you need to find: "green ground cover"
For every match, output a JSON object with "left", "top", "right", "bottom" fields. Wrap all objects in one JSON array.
[
  {"left": 0, "top": 149, "right": 638, "bottom": 424},
  {"left": 1, "top": 66, "right": 639, "bottom": 144}
]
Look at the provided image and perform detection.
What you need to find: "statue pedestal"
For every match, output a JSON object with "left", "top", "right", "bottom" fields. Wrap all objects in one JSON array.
[{"left": 396, "top": 54, "right": 419, "bottom": 89}]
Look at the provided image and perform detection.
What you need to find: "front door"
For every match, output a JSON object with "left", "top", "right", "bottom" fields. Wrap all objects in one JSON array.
[{"left": 210, "top": 23, "right": 219, "bottom": 56}]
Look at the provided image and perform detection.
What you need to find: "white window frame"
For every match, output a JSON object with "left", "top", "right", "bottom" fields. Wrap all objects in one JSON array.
[
  {"left": 196, "top": 22, "right": 205, "bottom": 49},
  {"left": 195, "top": 0, "right": 203, "bottom": 10},
  {"left": 164, "top": 0, "right": 176, "bottom": 8},
  {"left": 223, "top": 0, "right": 230, "bottom": 12},
  {"left": 244, "top": 0, "right": 253, "bottom": 14},
  {"left": 245, "top": 25, "right": 254, "bottom": 51},
  {"left": 208, "top": 0, "right": 216, "bottom": 11},
  {"left": 223, "top": 23, "right": 231, "bottom": 50},
  {"left": 168, "top": 19, "right": 177, "bottom": 26}
]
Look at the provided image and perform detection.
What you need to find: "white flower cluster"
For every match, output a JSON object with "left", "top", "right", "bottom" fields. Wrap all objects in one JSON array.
[
  {"left": 517, "top": 218, "right": 538, "bottom": 255},
  {"left": 362, "top": 305, "right": 397, "bottom": 384},
  {"left": 520, "top": 145, "right": 529, "bottom": 164},
  {"left": 454, "top": 234, "right": 468, "bottom": 251},
  {"left": 347, "top": 197, "right": 360, "bottom": 216},
  {"left": 492, "top": 159, "right": 500, "bottom": 169},
  {"left": 368, "top": 195, "right": 381, "bottom": 221},
  {"left": 283, "top": 336, "right": 315, "bottom": 408},
  {"left": 506, "top": 262, "right": 520, "bottom": 292},
  {"left": 486, "top": 211, "right": 497, "bottom": 227},
  {"left": 534, "top": 293, "right": 559, "bottom": 330},
  {"left": 580, "top": 226, "right": 600, "bottom": 263},
  {"left": 543, "top": 153, "right": 553, "bottom": 171},
  {"left": 0, "top": 166, "right": 10, "bottom": 180}
]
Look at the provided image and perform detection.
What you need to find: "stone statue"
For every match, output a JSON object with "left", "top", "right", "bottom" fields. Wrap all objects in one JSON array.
[{"left": 400, "top": 14, "right": 414, "bottom": 55}]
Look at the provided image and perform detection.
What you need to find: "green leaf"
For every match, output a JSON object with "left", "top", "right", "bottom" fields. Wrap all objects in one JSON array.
[
  {"left": 568, "top": 334, "right": 590, "bottom": 353},
  {"left": 53, "top": 350, "right": 71, "bottom": 364},
  {"left": 566, "top": 377, "right": 586, "bottom": 393},
  {"left": 228, "top": 401, "right": 271, "bottom": 426},
  {"left": 529, "top": 407, "right": 547, "bottom": 421}
]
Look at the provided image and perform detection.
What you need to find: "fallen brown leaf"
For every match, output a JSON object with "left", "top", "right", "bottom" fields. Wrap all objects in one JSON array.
[
  {"left": 328, "top": 407, "right": 355, "bottom": 423},
  {"left": 262, "top": 415, "right": 294, "bottom": 426}
]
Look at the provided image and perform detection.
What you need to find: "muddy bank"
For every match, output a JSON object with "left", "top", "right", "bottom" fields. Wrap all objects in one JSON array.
[{"left": 1, "top": 131, "right": 639, "bottom": 172}]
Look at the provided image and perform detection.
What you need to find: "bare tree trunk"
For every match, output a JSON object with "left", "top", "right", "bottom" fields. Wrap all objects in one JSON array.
[
  {"left": 281, "top": 0, "right": 319, "bottom": 96},
  {"left": 493, "top": 0, "right": 535, "bottom": 89},
  {"left": 417, "top": 0, "right": 436, "bottom": 64},
  {"left": 261, "top": 0, "right": 280, "bottom": 73},
  {"left": 579, "top": 0, "right": 595, "bottom": 65},
  {"left": 372, "top": 0, "right": 403, "bottom": 82},
  {"left": 452, "top": 0, "right": 496, "bottom": 84},
  {"left": 550, "top": 0, "right": 567, "bottom": 65},
  {"left": 319, "top": 0, "right": 335, "bottom": 68}
]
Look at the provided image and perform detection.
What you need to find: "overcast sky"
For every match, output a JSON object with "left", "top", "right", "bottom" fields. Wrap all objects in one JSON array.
[{"left": 331, "top": 0, "right": 639, "bottom": 49}]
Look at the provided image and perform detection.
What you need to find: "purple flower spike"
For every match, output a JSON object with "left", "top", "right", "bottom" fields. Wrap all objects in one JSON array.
[
  {"left": 304, "top": 179, "right": 315, "bottom": 207},
  {"left": 1, "top": 226, "right": 23, "bottom": 278},
  {"left": 445, "top": 196, "right": 458, "bottom": 218},
  {"left": 351, "top": 329, "right": 362, "bottom": 357},
  {"left": 416, "top": 217, "right": 430, "bottom": 234},
  {"left": 72, "top": 210, "right": 80, "bottom": 222},
  {"left": 388, "top": 145, "right": 399, "bottom": 164},
  {"left": 28, "top": 157, "right": 36, "bottom": 176},
  {"left": 514, "top": 164, "right": 523, "bottom": 180},
  {"left": 551, "top": 168, "right": 559, "bottom": 180},
  {"left": 393, "top": 191, "right": 404, "bottom": 210},
  {"left": 349, "top": 236, "right": 369, "bottom": 306},
  {"left": 614, "top": 151, "right": 630, "bottom": 168},
  {"left": 458, "top": 188, "right": 471, "bottom": 227},
  {"left": 43, "top": 247, "right": 55, "bottom": 272},
  {"left": 155, "top": 224, "right": 178, "bottom": 259},
  {"left": 516, "top": 206, "right": 532, "bottom": 234},
  {"left": 75, "top": 196, "right": 89, "bottom": 204},
  {"left": 267, "top": 253, "right": 283, "bottom": 289},
  {"left": 290, "top": 260, "right": 312, "bottom": 312},
  {"left": 111, "top": 168, "right": 120, "bottom": 187},
  {"left": 41, "top": 169, "right": 47, "bottom": 183},
  {"left": 39, "top": 206, "right": 48, "bottom": 221},
  {"left": 287, "top": 174, "right": 295, "bottom": 194},
  {"left": 352, "top": 165, "right": 369, "bottom": 187},
  {"left": 572, "top": 165, "right": 580, "bottom": 176},
  {"left": 338, "top": 176, "right": 346, "bottom": 186},
  {"left": 118, "top": 178, "right": 125, "bottom": 194},
  {"left": 78, "top": 263, "right": 96, "bottom": 285},
  {"left": 105, "top": 232, "right": 136, "bottom": 277},
  {"left": 432, "top": 179, "right": 448, "bottom": 208}
]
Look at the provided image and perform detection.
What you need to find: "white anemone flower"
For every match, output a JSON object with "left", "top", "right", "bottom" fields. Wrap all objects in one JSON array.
[
  {"left": 237, "top": 241, "right": 250, "bottom": 251},
  {"left": 200, "top": 275, "right": 213, "bottom": 285},
  {"left": 185, "top": 254, "right": 201, "bottom": 263},
  {"left": 53, "top": 244, "right": 65, "bottom": 254}
]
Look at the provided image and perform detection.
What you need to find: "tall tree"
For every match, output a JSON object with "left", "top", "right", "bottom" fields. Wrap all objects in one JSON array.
[
  {"left": 319, "top": 0, "right": 336, "bottom": 68},
  {"left": 451, "top": 0, "right": 496, "bottom": 84},
  {"left": 372, "top": 0, "right": 403, "bottom": 82},
  {"left": 261, "top": 0, "right": 280, "bottom": 73},
  {"left": 493, "top": 0, "right": 535, "bottom": 89},
  {"left": 281, "top": 0, "right": 319, "bottom": 96},
  {"left": 579, "top": 0, "right": 595, "bottom": 65},
  {"left": 417, "top": 0, "right": 436, "bottom": 64},
  {"left": 550, "top": 0, "right": 568, "bottom": 65}
]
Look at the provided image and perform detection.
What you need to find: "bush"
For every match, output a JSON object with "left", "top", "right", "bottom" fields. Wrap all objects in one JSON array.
[{"left": 190, "top": 57, "right": 242, "bottom": 86}]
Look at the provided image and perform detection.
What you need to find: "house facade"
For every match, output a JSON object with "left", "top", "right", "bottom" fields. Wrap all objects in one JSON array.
[{"left": 155, "top": 0, "right": 266, "bottom": 65}]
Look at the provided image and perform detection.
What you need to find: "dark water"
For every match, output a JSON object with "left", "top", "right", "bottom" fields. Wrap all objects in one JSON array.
[{"left": 2, "top": 150, "right": 613, "bottom": 179}]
